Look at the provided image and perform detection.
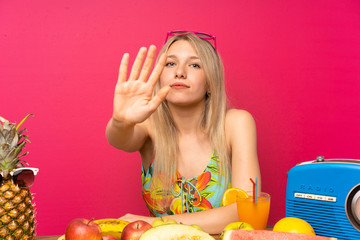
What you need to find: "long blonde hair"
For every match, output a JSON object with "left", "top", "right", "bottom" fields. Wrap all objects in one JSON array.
[{"left": 150, "top": 33, "right": 230, "bottom": 199}]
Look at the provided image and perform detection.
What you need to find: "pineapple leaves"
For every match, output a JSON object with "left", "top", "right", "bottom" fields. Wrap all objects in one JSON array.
[
  {"left": 16, "top": 160, "right": 28, "bottom": 168},
  {"left": 0, "top": 116, "right": 8, "bottom": 124},
  {"left": 16, "top": 114, "right": 34, "bottom": 130},
  {"left": 8, "top": 141, "right": 27, "bottom": 159},
  {"left": 10, "top": 129, "right": 19, "bottom": 149},
  {"left": 0, "top": 114, "right": 33, "bottom": 171}
]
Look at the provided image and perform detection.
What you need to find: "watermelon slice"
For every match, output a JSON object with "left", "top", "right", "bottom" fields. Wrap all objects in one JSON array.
[{"left": 222, "top": 230, "right": 337, "bottom": 240}]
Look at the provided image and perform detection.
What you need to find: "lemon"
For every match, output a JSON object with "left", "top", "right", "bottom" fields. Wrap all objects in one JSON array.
[
  {"left": 222, "top": 188, "right": 248, "bottom": 206},
  {"left": 273, "top": 217, "right": 315, "bottom": 235}
]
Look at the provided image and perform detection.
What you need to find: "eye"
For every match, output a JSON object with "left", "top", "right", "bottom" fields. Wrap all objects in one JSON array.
[
  {"left": 165, "top": 62, "right": 175, "bottom": 67},
  {"left": 190, "top": 63, "right": 201, "bottom": 68}
]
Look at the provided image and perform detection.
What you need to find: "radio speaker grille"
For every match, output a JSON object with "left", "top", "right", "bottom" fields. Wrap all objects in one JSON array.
[{"left": 287, "top": 199, "right": 360, "bottom": 239}]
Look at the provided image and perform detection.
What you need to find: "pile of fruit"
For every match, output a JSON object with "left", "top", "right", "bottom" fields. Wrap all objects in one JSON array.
[
  {"left": 221, "top": 218, "right": 337, "bottom": 240},
  {"left": 60, "top": 217, "right": 214, "bottom": 240},
  {"left": 61, "top": 216, "right": 337, "bottom": 240},
  {"left": 61, "top": 188, "right": 337, "bottom": 240},
  {"left": 219, "top": 188, "right": 337, "bottom": 240}
]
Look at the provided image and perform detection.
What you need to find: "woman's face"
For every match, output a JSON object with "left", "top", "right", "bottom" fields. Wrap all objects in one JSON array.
[{"left": 160, "top": 40, "right": 207, "bottom": 107}]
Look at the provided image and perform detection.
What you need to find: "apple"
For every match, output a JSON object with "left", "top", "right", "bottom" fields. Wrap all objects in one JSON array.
[
  {"left": 120, "top": 220, "right": 152, "bottom": 240},
  {"left": 151, "top": 217, "right": 177, "bottom": 227},
  {"left": 102, "top": 235, "right": 118, "bottom": 240},
  {"left": 223, "top": 221, "right": 254, "bottom": 231},
  {"left": 190, "top": 224, "right": 204, "bottom": 232},
  {"left": 65, "top": 218, "right": 102, "bottom": 240}
]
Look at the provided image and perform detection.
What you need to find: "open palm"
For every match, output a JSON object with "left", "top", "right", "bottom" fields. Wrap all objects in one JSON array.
[{"left": 113, "top": 45, "right": 170, "bottom": 124}]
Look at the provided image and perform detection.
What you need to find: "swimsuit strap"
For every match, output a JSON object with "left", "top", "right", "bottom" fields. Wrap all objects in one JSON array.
[{"left": 171, "top": 176, "right": 202, "bottom": 214}]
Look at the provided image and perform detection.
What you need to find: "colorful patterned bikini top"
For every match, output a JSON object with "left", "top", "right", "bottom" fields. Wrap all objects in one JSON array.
[{"left": 141, "top": 151, "right": 230, "bottom": 217}]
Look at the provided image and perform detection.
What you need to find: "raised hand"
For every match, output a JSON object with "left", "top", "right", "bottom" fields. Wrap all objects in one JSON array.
[{"left": 112, "top": 45, "right": 171, "bottom": 125}]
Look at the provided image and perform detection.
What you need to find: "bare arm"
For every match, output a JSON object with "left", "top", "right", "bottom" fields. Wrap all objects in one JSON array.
[
  {"left": 106, "top": 46, "right": 171, "bottom": 152},
  {"left": 119, "top": 205, "right": 238, "bottom": 234},
  {"left": 120, "top": 109, "right": 261, "bottom": 234},
  {"left": 227, "top": 109, "right": 261, "bottom": 192}
]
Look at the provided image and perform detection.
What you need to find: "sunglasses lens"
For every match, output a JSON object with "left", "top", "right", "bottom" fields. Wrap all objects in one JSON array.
[
  {"left": 194, "top": 32, "right": 213, "bottom": 39},
  {"left": 166, "top": 31, "right": 216, "bottom": 52},
  {"left": 14, "top": 170, "right": 35, "bottom": 187},
  {"left": 169, "top": 31, "right": 188, "bottom": 35}
]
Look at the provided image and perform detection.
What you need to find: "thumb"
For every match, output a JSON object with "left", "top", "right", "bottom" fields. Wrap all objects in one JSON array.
[{"left": 148, "top": 85, "right": 171, "bottom": 111}]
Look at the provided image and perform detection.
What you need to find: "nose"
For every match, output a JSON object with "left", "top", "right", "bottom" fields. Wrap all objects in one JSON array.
[{"left": 175, "top": 65, "right": 186, "bottom": 79}]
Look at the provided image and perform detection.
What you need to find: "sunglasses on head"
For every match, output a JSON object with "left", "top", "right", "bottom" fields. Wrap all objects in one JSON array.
[
  {"left": 0, "top": 167, "right": 39, "bottom": 188},
  {"left": 165, "top": 30, "right": 217, "bottom": 52}
]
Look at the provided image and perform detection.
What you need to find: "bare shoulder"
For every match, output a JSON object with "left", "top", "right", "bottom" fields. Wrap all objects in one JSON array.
[
  {"left": 225, "top": 109, "right": 257, "bottom": 146},
  {"left": 225, "top": 109, "right": 256, "bottom": 129}
]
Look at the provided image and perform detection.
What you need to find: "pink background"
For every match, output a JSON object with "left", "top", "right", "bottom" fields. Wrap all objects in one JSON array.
[{"left": 1, "top": 0, "right": 359, "bottom": 236}]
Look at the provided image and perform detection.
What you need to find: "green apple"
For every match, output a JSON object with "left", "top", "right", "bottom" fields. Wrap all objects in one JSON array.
[
  {"left": 223, "top": 222, "right": 254, "bottom": 231},
  {"left": 221, "top": 222, "right": 254, "bottom": 239},
  {"left": 190, "top": 224, "right": 204, "bottom": 232},
  {"left": 152, "top": 217, "right": 177, "bottom": 227}
]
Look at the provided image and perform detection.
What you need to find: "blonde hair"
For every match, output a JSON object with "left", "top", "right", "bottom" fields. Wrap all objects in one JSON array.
[{"left": 150, "top": 33, "right": 230, "bottom": 202}]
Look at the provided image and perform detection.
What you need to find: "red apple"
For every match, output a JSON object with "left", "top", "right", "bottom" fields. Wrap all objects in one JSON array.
[
  {"left": 65, "top": 218, "right": 102, "bottom": 240},
  {"left": 102, "top": 235, "right": 118, "bottom": 240},
  {"left": 120, "top": 220, "right": 152, "bottom": 240}
]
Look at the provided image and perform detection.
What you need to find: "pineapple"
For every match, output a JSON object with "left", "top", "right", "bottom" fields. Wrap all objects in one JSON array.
[{"left": 0, "top": 115, "right": 36, "bottom": 240}]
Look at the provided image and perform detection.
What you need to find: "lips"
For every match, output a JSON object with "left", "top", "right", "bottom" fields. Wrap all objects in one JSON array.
[{"left": 170, "top": 82, "right": 190, "bottom": 89}]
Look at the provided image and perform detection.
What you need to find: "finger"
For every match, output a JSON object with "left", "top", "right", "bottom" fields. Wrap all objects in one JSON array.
[
  {"left": 139, "top": 45, "right": 157, "bottom": 82},
  {"left": 129, "top": 47, "right": 147, "bottom": 81},
  {"left": 148, "top": 85, "right": 171, "bottom": 111},
  {"left": 118, "top": 53, "right": 129, "bottom": 84},
  {"left": 147, "top": 52, "right": 167, "bottom": 87}
]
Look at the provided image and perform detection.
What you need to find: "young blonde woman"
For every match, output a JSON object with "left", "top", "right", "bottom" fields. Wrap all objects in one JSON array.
[{"left": 106, "top": 31, "right": 261, "bottom": 234}]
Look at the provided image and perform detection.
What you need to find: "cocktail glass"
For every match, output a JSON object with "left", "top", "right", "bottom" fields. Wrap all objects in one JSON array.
[{"left": 236, "top": 192, "right": 271, "bottom": 230}]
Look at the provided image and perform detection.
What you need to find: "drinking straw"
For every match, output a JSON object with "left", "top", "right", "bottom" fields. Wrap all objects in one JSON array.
[
  {"left": 255, "top": 177, "right": 258, "bottom": 204},
  {"left": 250, "top": 178, "right": 256, "bottom": 203}
]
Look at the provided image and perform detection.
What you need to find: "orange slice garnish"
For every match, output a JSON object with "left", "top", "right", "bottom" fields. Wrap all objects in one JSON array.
[{"left": 222, "top": 188, "right": 249, "bottom": 206}]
